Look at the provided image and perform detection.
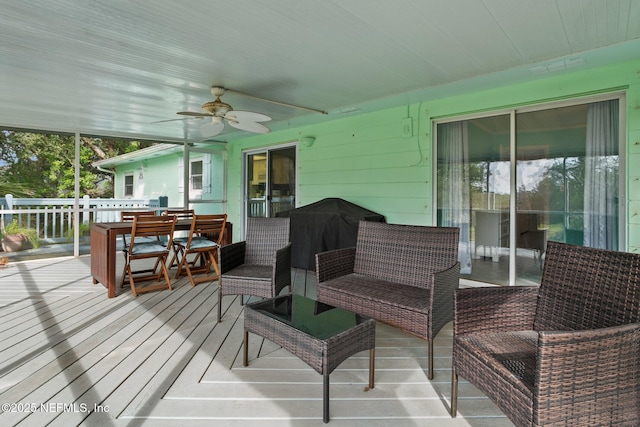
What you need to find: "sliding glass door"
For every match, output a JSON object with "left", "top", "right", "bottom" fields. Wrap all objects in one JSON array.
[
  {"left": 437, "top": 114, "right": 512, "bottom": 284},
  {"left": 437, "top": 96, "right": 622, "bottom": 286},
  {"left": 245, "top": 145, "right": 296, "bottom": 219}
]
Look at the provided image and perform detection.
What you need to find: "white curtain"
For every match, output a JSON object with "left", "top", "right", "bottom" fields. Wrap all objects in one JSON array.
[
  {"left": 439, "top": 121, "right": 471, "bottom": 274},
  {"left": 584, "top": 100, "right": 618, "bottom": 249}
]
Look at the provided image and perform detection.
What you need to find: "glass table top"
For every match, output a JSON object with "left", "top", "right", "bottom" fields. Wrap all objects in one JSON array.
[{"left": 247, "top": 294, "right": 368, "bottom": 340}]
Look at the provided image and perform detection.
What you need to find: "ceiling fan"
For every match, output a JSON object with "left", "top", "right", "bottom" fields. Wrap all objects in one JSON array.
[{"left": 176, "top": 86, "right": 271, "bottom": 137}]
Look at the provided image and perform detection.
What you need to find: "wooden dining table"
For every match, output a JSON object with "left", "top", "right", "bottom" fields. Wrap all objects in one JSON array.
[{"left": 90, "top": 220, "right": 232, "bottom": 298}]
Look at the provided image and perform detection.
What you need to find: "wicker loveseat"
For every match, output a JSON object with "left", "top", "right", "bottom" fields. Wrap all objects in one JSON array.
[
  {"left": 315, "top": 221, "right": 460, "bottom": 379},
  {"left": 451, "top": 241, "right": 640, "bottom": 426}
]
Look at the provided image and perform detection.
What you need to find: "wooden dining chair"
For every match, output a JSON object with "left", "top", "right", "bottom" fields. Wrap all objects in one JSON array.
[
  {"left": 120, "top": 210, "right": 155, "bottom": 249},
  {"left": 119, "top": 210, "right": 160, "bottom": 278},
  {"left": 174, "top": 214, "right": 227, "bottom": 287},
  {"left": 121, "top": 214, "right": 176, "bottom": 297},
  {"left": 163, "top": 208, "right": 195, "bottom": 269}
]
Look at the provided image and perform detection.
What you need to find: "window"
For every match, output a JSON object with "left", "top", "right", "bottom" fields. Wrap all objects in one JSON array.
[
  {"left": 191, "top": 160, "right": 203, "bottom": 191},
  {"left": 436, "top": 96, "right": 622, "bottom": 286},
  {"left": 124, "top": 174, "right": 134, "bottom": 197},
  {"left": 177, "top": 153, "right": 214, "bottom": 201}
]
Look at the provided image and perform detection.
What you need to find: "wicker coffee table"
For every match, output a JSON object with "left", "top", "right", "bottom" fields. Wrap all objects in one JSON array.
[{"left": 244, "top": 294, "right": 376, "bottom": 423}]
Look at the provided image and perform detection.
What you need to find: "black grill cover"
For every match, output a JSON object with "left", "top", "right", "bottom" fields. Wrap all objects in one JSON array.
[{"left": 276, "top": 198, "right": 385, "bottom": 270}]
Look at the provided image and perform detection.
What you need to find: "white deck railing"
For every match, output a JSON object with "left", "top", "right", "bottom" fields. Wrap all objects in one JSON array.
[{"left": 1, "top": 194, "right": 162, "bottom": 243}]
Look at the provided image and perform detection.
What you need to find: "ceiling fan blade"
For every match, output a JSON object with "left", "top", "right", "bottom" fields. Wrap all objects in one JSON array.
[
  {"left": 151, "top": 117, "right": 194, "bottom": 124},
  {"left": 200, "top": 119, "right": 225, "bottom": 138},
  {"left": 225, "top": 88, "right": 328, "bottom": 115},
  {"left": 227, "top": 119, "right": 271, "bottom": 134},
  {"left": 225, "top": 110, "right": 271, "bottom": 123},
  {"left": 177, "top": 111, "right": 212, "bottom": 117}
]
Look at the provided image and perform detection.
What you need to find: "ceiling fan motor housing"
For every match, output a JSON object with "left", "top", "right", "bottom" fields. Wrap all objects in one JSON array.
[{"left": 202, "top": 98, "right": 232, "bottom": 116}]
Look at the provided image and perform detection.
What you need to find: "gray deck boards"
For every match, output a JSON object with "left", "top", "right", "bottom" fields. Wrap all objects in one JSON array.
[{"left": 0, "top": 256, "right": 513, "bottom": 426}]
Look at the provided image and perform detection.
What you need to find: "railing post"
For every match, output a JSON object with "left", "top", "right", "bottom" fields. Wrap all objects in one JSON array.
[
  {"left": 35, "top": 207, "right": 41, "bottom": 239},
  {"left": 67, "top": 205, "right": 72, "bottom": 238},
  {"left": 61, "top": 205, "right": 67, "bottom": 238},
  {"left": 82, "top": 195, "right": 90, "bottom": 224},
  {"left": 1, "top": 194, "right": 11, "bottom": 230},
  {"left": 44, "top": 206, "right": 49, "bottom": 239},
  {"left": 94, "top": 200, "right": 102, "bottom": 223}
]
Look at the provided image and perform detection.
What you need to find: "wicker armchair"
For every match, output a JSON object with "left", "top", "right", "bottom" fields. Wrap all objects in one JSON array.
[
  {"left": 217, "top": 217, "right": 292, "bottom": 322},
  {"left": 316, "top": 221, "right": 460, "bottom": 379},
  {"left": 451, "top": 241, "right": 640, "bottom": 426}
]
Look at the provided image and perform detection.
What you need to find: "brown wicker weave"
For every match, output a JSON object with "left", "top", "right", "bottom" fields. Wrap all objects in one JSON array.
[
  {"left": 315, "top": 220, "right": 460, "bottom": 379},
  {"left": 451, "top": 241, "right": 640, "bottom": 426},
  {"left": 217, "top": 217, "right": 292, "bottom": 322}
]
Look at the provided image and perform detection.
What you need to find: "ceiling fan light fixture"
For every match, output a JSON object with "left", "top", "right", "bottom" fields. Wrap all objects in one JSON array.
[{"left": 172, "top": 85, "right": 274, "bottom": 136}]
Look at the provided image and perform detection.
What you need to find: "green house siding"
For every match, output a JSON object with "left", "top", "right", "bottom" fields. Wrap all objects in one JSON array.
[
  {"left": 110, "top": 148, "right": 227, "bottom": 214},
  {"left": 226, "top": 58, "right": 640, "bottom": 254},
  {"left": 112, "top": 154, "right": 181, "bottom": 204}
]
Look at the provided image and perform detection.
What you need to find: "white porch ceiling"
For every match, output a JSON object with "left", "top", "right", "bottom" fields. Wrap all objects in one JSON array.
[{"left": 1, "top": 0, "right": 639, "bottom": 143}]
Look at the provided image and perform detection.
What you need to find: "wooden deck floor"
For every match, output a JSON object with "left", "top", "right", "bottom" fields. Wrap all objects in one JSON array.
[{"left": 0, "top": 256, "right": 514, "bottom": 426}]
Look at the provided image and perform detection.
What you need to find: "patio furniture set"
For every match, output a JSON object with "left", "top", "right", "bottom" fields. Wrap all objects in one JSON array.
[
  {"left": 91, "top": 214, "right": 640, "bottom": 425},
  {"left": 90, "top": 210, "right": 232, "bottom": 297}
]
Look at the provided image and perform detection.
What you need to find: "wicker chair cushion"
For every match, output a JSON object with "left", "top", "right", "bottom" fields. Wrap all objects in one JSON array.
[
  {"left": 222, "top": 264, "right": 272, "bottom": 281},
  {"left": 319, "top": 273, "right": 431, "bottom": 314},
  {"left": 454, "top": 331, "right": 537, "bottom": 397}
]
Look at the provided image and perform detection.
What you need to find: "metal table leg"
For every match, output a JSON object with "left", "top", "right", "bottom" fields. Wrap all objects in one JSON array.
[{"left": 323, "top": 372, "right": 329, "bottom": 423}]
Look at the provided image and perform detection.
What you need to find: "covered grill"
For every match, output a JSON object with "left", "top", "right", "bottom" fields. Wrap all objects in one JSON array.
[{"left": 276, "top": 198, "right": 385, "bottom": 270}]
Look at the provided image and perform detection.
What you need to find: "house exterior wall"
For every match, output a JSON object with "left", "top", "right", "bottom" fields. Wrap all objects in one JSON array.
[
  {"left": 111, "top": 150, "right": 226, "bottom": 214},
  {"left": 112, "top": 153, "right": 180, "bottom": 204},
  {"left": 225, "top": 58, "right": 640, "bottom": 254}
]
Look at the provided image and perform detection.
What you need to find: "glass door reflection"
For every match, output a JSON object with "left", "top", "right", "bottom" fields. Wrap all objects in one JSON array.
[
  {"left": 247, "top": 152, "right": 267, "bottom": 217},
  {"left": 268, "top": 147, "right": 296, "bottom": 217},
  {"left": 245, "top": 145, "right": 296, "bottom": 219}
]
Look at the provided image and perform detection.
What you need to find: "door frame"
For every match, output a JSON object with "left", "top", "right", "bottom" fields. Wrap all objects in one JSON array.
[
  {"left": 432, "top": 92, "right": 626, "bottom": 286},
  {"left": 242, "top": 142, "right": 298, "bottom": 233}
]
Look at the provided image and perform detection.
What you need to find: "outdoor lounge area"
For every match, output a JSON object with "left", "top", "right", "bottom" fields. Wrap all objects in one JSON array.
[
  {"left": 0, "top": 256, "right": 514, "bottom": 426},
  {"left": 2, "top": 2, "right": 640, "bottom": 426}
]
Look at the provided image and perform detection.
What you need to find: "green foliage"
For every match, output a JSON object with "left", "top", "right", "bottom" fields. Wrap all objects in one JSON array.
[
  {"left": 64, "top": 222, "right": 91, "bottom": 241},
  {"left": 0, "top": 179, "right": 34, "bottom": 197},
  {"left": 0, "top": 130, "right": 155, "bottom": 198},
  {"left": 2, "top": 220, "right": 40, "bottom": 248}
]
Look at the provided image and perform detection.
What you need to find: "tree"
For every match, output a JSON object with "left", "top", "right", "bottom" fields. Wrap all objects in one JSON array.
[{"left": 0, "top": 130, "right": 154, "bottom": 198}]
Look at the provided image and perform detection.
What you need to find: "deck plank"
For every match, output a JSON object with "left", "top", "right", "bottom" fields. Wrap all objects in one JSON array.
[{"left": 0, "top": 256, "right": 513, "bottom": 426}]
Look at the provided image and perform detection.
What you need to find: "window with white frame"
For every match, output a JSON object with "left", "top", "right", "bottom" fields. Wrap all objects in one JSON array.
[
  {"left": 178, "top": 153, "right": 213, "bottom": 200},
  {"left": 124, "top": 174, "right": 134, "bottom": 197},
  {"left": 191, "top": 159, "right": 203, "bottom": 192}
]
